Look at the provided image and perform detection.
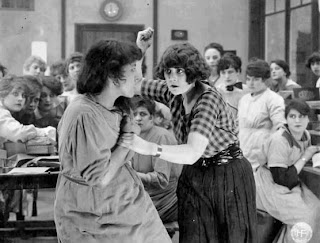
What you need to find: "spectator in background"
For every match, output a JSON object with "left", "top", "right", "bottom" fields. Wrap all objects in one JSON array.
[
  {"left": 306, "top": 51, "right": 320, "bottom": 87},
  {"left": 217, "top": 53, "right": 249, "bottom": 124},
  {"left": 0, "top": 76, "right": 56, "bottom": 221},
  {"left": 269, "top": 59, "right": 300, "bottom": 92},
  {"left": 61, "top": 52, "right": 84, "bottom": 104},
  {"left": 203, "top": 42, "right": 224, "bottom": 87},
  {"left": 255, "top": 99, "right": 320, "bottom": 243},
  {"left": 22, "top": 55, "right": 46, "bottom": 77},
  {"left": 0, "top": 63, "right": 8, "bottom": 78},
  {"left": 238, "top": 59, "right": 286, "bottom": 172},
  {"left": 131, "top": 96, "right": 182, "bottom": 223},
  {"left": 50, "top": 60, "right": 68, "bottom": 85},
  {"left": 34, "top": 76, "right": 65, "bottom": 128},
  {"left": 13, "top": 75, "right": 42, "bottom": 125}
]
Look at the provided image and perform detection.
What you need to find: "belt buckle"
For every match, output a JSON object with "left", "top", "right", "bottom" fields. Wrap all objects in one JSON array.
[
  {"left": 202, "top": 159, "right": 209, "bottom": 167},
  {"left": 217, "top": 158, "right": 230, "bottom": 165}
]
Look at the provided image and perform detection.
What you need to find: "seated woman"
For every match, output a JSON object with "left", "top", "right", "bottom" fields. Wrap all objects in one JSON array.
[
  {"left": 269, "top": 59, "right": 300, "bottom": 92},
  {"left": 34, "top": 76, "right": 66, "bottom": 128},
  {"left": 216, "top": 53, "right": 249, "bottom": 126},
  {"left": 13, "top": 75, "right": 42, "bottom": 125},
  {"left": 306, "top": 52, "right": 320, "bottom": 87},
  {"left": 22, "top": 55, "right": 47, "bottom": 78},
  {"left": 131, "top": 96, "right": 182, "bottom": 223},
  {"left": 255, "top": 99, "right": 320, "bottom": 243},
  {"left": 0, "top": 76, "right": 55, "bottom": 221},
  {"left": 0, "top": 76, "right": 55, "bottom": 147},
  {"left": 238, "top": 59, "right": 286, "bottom": 172}
]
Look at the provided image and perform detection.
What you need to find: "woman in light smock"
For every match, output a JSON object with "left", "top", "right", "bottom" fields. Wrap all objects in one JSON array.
[
  {"left": 54, "top": 28, "right": 171, "bottom": 243},
  {"left": 255, "top": 99, "right": 320, "bottom": 243},
  {"left": 238, "top": 59, "right": 286, "bottom": 171}
]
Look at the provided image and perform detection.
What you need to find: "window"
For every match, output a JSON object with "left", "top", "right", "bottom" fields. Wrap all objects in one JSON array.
[
  {"left": 0, "top": 0, "right": 34, "bottom": 10},
  {"left": 249, "top": 0, "right": 319, "bottom": 87},
  {"left": 264, "top": 0, "right": 316, "bottom": 86}
]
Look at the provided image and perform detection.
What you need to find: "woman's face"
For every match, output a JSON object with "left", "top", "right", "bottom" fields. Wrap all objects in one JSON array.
[
  {"left": 2, "top": 86, "right": 26, "bottom": 112},
  {"left": 164, "top": 67, "right": 193, "bottom": 95},
  {"left": 68, "top": 61, "right": 82, "bottom": 82},
  {"left": 24, "top": 92, "right": 40, "bottom": 114},
  {"left": 246, "top": 75, "right": 267, "bottom": 95},
  {"left": 270, "top": 63, "right": 286, "bottom": 81},
  {"left": 220, "top": 67, "right": 239, "bottom": 86},
  {"left": 39, "top": 86, "right": 57, "bottom": 112},
  {"left": 118, "top": 62, "right": 137, "bottom": 98},
  {"left": 134, "top": 106, "right": 154, "bottom": 133},
  {"left": 287, "top": 109, "right": 309, "bottom": 134},
  {"left": 204, "top": 48, "right": 221, "bottom": 70},
  {"left": 311, "top": 61, "right": 320, "bottom": 77},
  {"left": 25, "top": 62, "right": 44, "bottom": 77}
]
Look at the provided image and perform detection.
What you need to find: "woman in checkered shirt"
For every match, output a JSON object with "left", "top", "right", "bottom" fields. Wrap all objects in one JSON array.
[{"left": 119, "top": 30, "right": 257, "bottom": 243}]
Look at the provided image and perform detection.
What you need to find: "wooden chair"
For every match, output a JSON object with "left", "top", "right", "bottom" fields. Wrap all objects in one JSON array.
[{"left": 257, "top": 209, "right": 283, "bottom": 243}]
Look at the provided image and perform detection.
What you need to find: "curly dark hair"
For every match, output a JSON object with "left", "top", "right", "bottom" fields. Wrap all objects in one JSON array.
[
  {"left": 41, "top": 76, "right": 63, "bottom": 96},
  {"left": 155, "top": 43, "right": 211, "bottom": 84},
  {"left": 77, "top": 39, "right": 142, "bottom": 95},
  {"left": 22, "top": 75, "right": 42, "bottom": 96},
  {"left": 217, "top": 53, "right": 242, "bottom": 73}
]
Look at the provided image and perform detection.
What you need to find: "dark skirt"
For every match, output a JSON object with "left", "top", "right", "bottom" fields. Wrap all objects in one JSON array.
[{"left": 177, "top": 157, "right": 257, "bottom": 243}]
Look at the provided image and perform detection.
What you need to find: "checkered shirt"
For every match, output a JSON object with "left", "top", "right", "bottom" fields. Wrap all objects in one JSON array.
[{"left": 141, "top": 79, "right": 238, "bottom": 157}]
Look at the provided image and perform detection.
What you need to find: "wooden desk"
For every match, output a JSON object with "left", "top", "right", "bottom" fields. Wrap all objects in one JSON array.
[
  {"left": 0, "top": 172, "right": 59, "bottom": 190},
  {"left": 300, "top": 166, "right": 320, "bottom": 199},
  {"left": 0, "top": 172, "right": 59, "bottom": 239}
]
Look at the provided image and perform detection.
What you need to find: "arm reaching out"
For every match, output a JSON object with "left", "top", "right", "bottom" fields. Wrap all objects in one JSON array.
[
  {"left": 135, "top": 27, "right": 154, "bottom": 95},
  {"left": 136, "top": 27, "right": 154, "bottom": 55}
]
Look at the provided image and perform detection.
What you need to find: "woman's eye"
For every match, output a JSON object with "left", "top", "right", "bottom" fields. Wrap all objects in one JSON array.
[
  {"left": 165, "top": 69, "right": 171, "bottom": 74},
  {"left": 177, "top": 68, "right": 185, "bottom": 74}
]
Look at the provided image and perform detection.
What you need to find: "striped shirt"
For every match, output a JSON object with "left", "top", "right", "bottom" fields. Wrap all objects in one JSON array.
[{"left": 141, "top": 79, "right": 238, "bottom": 157}]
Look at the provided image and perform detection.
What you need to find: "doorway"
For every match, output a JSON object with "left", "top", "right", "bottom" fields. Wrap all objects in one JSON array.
[{"left": 75, "top": 24, "right": 144, "bottom": 54}]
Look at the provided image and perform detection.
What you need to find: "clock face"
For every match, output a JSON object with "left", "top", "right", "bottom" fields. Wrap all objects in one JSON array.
[
  {"left": 100, "top": 0, "right": 123, "bottom": 21},
  {"left": 104, "top": 2, "right": 119, "bottom": 18}
]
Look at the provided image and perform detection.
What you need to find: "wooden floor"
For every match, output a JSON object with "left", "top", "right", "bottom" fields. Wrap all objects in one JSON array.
[
  {"left": 2, "top": 188, "right": 180, "bottom": 243},
  {"left": 3, "top": 188, "right": 56, "bottom": 243}
]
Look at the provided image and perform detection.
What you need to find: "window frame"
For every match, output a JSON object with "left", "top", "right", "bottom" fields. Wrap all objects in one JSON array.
[{"left": 0, "top": 0, "right": 34, "bottom": 11}]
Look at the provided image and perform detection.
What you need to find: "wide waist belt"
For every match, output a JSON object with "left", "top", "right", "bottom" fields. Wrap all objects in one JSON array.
[{"left": 195, "top": 143, "right": 243, "bottom": 167}]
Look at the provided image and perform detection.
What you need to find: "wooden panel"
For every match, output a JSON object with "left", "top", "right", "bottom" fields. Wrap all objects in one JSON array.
[{"left": 75, "top": 24, "right": 144, "bottom": 55}]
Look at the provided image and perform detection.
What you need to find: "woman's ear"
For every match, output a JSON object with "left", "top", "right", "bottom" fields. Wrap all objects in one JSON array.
[{"left": 111, "top": 78, "right": 120, "bottom": 87}]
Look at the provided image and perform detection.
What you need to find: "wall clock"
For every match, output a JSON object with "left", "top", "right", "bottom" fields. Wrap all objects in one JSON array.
[{"left": 100, "top": 0, "right": 123, "bottom": 21}]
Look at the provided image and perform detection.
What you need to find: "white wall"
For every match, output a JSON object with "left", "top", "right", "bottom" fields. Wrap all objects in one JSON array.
[{"left": 0, "top": 0, "right": 249, "bottom": 79}]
